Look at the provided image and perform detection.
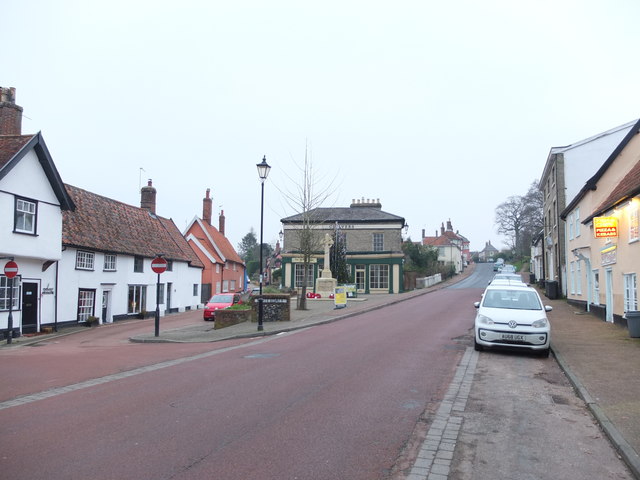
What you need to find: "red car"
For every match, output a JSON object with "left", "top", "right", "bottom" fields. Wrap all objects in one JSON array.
[{"left": 203, "top": 293, "right": 242, "bottom": 321}]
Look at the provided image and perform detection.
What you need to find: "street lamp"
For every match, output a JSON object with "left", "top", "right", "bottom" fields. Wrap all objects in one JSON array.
[{"left": 256, "top": 155, "right": 271, "bottom": 331}]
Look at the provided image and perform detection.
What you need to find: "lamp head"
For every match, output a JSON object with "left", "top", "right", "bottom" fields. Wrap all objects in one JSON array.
[{"left": 256, "top": 155, "right": 271, "bottom": 182}]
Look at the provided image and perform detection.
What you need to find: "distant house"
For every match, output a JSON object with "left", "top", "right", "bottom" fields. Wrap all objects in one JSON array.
[
  {"left": 478, "top": 241, "right": 499, "bottom": 262},
  {"left": 184, "top": 189, "right": 245, "bottom": 302},
  {"left": 0, "top": 87, "right": 75, "bottom": 336},
  {"left": 60, "top": 181, "right": 204, "bottom": 325},
  {"left": 421, "top": 220, "right": 465, "bottom": 273},
  {"left": 560, "top": 118, "right": 640, "bottom": 327},
  {"left": 280, "top": 198, "right": 406, "bottom": 294},
  {"left": 265, "top": 239, "right": 283, "bottom": 286}
]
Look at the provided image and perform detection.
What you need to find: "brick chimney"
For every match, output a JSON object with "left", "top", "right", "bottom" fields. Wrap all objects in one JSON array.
[
  {"left": 446, "top": 219, "right": 453, "bottom": 231},
  {"left": 0, "top": 87, "right": 23, "bottom": 135},
  {"left": 203, "top": 188, "right": 212, "bottom": 225},
  {"left": 219, "top": 209, "right": 226, "bottom": 235},
  {"left": 140, "top": 179, "right": 156, "bottom": 214},
  {"left": 440, "top": 223, "right": 445, "bottom": 235}
]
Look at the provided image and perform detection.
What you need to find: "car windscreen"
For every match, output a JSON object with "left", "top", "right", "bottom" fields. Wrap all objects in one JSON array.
[
  {"left": 209, "top": 295, "right": 233, "bottom": 303},
  {"left": 482, "top": 290, "right": 542, "bottom": 310}
]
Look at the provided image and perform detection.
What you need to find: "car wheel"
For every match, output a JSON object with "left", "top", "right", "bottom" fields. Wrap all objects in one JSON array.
[
  {"left": 539, "top": 348, "right": 550, "bottom": 358},
  {"left": 474, "top": 338, "right": 483, "bottom": 351}
]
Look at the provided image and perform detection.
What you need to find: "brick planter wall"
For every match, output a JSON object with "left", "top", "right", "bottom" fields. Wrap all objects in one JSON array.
[
  {"left": 214, "top": 309, "right": 253, "bottom": 330},
  {"left": 251, "top": 294, "right": 292, "bottom": 322}
]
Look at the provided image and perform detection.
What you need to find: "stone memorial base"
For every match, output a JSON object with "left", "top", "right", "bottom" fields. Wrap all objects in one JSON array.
[{"left": 315, "top": 277, "right": 337, "bottom": 298}]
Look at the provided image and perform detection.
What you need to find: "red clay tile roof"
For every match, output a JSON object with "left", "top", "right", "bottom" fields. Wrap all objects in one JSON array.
[
  {"left": 202, "top": 221, "right": 244, "bottom": 264},
  {"left": 0, "top": 134, "right": 35, "bottom": 169},
  {"left": 590, "top": 159, "right": 640, "bottom": 219},
  {"left": 63, "top": 184, "right": 203, "bottom": 267},
  {"left": 423, "top": 236, "right": 454, "bottom": 247},
  {"left": 422, "top": 230, "right": 463, "bottom": 247},
  {"left": 187, "top": 225, "right": 224, "bottom": 264}
]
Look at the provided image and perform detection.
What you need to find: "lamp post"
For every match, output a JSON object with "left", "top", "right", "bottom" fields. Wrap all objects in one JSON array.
[
  {"left": 256, "top": 155, "right": 271, "bottom": 331},
  {"left": 278, "top": 229, "right": 284, "bottom": 289}
]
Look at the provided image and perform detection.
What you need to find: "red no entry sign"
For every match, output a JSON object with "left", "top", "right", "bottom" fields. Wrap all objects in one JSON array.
[
  {"left": 4, "top": 261, "right": 18, "bottom": 279},
  {"left": 151, "top": 256, "right": 167, "bottom": 274}
]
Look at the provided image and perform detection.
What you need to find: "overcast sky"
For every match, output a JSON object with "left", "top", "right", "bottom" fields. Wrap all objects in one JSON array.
[{"left": 4, "top": 1, "right": 640, "bottom": 253}]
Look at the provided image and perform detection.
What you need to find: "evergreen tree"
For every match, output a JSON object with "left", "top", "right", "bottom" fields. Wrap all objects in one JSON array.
[
  {"left": 238, "top": 229, "right": 258, "bottom": 264},
  {"left": 330, "top": 229, "right": 350, "bottom": 283}
]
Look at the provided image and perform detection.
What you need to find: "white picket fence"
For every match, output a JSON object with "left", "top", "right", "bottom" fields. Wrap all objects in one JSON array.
[{"left": 415, "top": 273, "right": 442, "bottom": 289}]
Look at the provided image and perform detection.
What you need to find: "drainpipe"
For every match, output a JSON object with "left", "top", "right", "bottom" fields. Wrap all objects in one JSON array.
[{"left": 54, "top": 260, "right": 59, "bottom": 332}]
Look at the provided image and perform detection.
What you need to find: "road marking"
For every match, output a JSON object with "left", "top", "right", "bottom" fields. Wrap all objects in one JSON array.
[
  {"left": 0, "top": 335, "right": 285, "bottom": 410},
  {"left": 407, "top": 347, "right": 478, "bottom": 480}
]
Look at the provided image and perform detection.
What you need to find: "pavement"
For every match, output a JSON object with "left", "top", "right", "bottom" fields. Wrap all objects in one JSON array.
[{"left": 3, "top": 264, "right": 640, "bottom": 478}]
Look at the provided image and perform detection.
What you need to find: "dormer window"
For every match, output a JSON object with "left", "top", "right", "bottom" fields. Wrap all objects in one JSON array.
[{"left": 14, "top": 196, "right": 37, "bottom": 235}]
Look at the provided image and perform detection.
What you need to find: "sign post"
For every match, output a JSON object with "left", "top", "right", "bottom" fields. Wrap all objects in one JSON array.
[
  {"left": 151, "top": 256, "right": 167, "bottom": 337},
  {"left": 4, "top": 261, "right": 18, "bottom": 344}
]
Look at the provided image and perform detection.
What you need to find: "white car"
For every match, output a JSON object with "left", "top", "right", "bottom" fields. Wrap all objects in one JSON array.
[
  {"left": 474, "top": 284, "right": 552, "bottom": 357},
  {"left": 489, "top": 273, "right": 526, "bottom": 286}
]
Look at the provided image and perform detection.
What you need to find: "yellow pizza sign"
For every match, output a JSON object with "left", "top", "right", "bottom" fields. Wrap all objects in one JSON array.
[{"left": 594, "top": 217, "right": 618, "bottom": 238}]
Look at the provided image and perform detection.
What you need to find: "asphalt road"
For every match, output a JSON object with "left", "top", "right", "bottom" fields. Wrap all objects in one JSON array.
[
  {"left": 0, "top": 282, "right": 476, "bottom": 479},
  {"left": 1, "top": 265, "right": 632, "bottom": 480}
]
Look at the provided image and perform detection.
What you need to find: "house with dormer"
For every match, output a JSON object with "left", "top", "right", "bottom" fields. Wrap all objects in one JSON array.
[
  {"left": 60, "top": 181, "right": 204, "bottom": 325},
  {"left": 184, "top": 189, "right": 245, "bottom": 302},
  {"left": 0, "top": 87, "right": 75, "bottom": 336}
]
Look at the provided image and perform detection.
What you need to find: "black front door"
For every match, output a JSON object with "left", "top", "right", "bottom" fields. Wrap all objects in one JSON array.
[{"left": 22, "top": 282, "right": 38, "bottom": 334}]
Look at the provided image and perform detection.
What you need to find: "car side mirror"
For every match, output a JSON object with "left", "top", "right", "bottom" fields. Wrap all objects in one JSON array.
[
  {"left": 474, "top": 302, "right": 480, "bottom": 309},
  {"left": 545, "top": 305, "right": 553, "bottom": 312}
]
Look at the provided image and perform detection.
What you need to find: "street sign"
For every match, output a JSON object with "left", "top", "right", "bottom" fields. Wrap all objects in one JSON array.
[
  {"left": 151, "top": 256, "right": 167, "bottom": 274},
  {"left": 4, "top": 261, "right": 18, "bottom": 279}
]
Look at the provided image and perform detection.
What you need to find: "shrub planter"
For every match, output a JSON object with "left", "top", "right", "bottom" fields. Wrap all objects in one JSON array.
[{"left": 214, "top": 309, "right": 253, "bottom": 330}]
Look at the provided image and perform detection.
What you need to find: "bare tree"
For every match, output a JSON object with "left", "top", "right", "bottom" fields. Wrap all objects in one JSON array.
[
  {"left": 495, "top": 180, "right": 544, "bottom": 258},
  {"left": 278, "top": 144, "right": 338, "bottom": 310},
  {"left": 495, "top": 195, "right": 527, "bottom": 255},
  {"left": 520, "top": 180, "right": 544, "bottom": 252}
]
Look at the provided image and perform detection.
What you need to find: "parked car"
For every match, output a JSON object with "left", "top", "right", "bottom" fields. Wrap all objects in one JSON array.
[
  {"left": 203, "top": 293, "right": 242, "bottom": 321},
  {"left": 500, "top": 264, "right": 517, "bottom": 273},
  {"left": 474, "top": 284, "right": 552, "bottom": 357},
  {"left": 489, "top": 273, "right": 526, "bottom": 285}
]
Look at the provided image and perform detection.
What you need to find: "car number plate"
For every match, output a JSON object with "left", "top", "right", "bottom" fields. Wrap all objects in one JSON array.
[{"left": 500, "top": 333, "right": 525, "bottom": 341}]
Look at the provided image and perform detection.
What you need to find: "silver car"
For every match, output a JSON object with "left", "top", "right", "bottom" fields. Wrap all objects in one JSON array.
[{"left": 474, "top": 284, "right": 552, "bottom": 357}]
